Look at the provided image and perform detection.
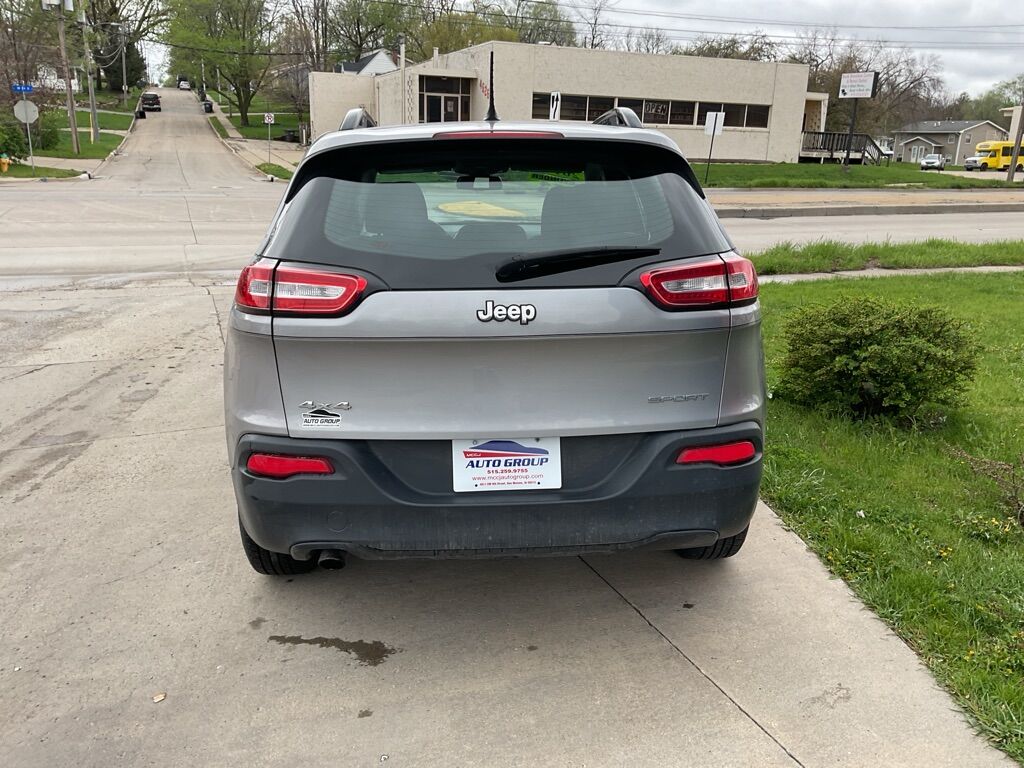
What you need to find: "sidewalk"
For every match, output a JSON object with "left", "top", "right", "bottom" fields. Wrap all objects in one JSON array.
[
  {"left": 19, "top": 156, "right": 103, "bottom": 174},
  {"left": 709, "top": 186, "right": 1024, "bottom": 218}
]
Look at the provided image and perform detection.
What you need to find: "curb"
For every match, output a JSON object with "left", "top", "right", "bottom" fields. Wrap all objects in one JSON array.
[
  {"left": 717, "top": 202, "right": 1024, "bottom": 219},
  {"left": 94, "top": 100, "right": 139, "bottom": 176}
]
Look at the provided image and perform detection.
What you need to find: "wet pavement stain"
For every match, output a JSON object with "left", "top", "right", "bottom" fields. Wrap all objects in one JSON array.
[
  {"left": 526, "top": 645, "right": 538, "bottom": 651},
  {"left": 683, "top": 603, "right": 695, "bottom": 609},
  {"left": 248, "top": 617, "right": 267, "bottom": 630},
  {"left": 267, "top": 635, "right": 398, "bottom": 666},
  {"left": 358, "top": 709, "right": 373, "bottom": 718}
]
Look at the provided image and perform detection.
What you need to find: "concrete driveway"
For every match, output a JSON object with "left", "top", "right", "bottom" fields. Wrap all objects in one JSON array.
[{"left": 0, "top": 89, "right": 1013, "bottom": 766}]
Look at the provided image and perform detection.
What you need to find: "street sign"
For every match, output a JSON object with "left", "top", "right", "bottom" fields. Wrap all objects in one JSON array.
[
  {"left": 549, "top": 92, "right": 561, "bottom": 121},
  {"left": 11, "top": 83, "right": 33, "bottom": 94},
  {"left": 263, "top": 113, "right": 275, "bottom": 125},
  {"left": 839, "top": 71, "right": 879, "bottom": 99},
  {"left": 704, "top": 111, "right": 725, "bottom": 136},
  {"left": 13, "top": 100, "right": 39, "bottom": 124}
]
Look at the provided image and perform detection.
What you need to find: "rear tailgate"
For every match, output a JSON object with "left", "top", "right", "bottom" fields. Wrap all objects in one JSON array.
[{"left": 272, "top": 284, "right": 729, "bottom": 439}]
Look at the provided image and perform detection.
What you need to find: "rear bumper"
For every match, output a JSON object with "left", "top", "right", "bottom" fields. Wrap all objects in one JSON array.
[{"left": 232, "top": 422, "right": 762, "bottom": 560}]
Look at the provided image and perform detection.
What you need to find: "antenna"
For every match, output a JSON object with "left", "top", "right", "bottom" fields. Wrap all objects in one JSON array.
[{"left": 484, "top": 50, "right": 499, "bottom": 122}]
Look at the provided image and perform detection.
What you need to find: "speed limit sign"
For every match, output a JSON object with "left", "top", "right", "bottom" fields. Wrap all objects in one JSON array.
[{"left": 263, "top": 113, "right": 275, "bottom": 125}]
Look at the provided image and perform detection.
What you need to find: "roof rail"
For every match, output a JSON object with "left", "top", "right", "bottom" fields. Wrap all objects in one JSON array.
[
  {"left": 592, "top": 107, "right": 643, "bottom": 128},
  {"left": 339, "top": 107, "right": 377, "bottom": 131}
]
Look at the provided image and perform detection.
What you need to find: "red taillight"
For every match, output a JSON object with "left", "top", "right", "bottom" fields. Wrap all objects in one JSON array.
[
  {"left": 433, "top": 130, "right": 564, "bottom": 139},
  {"left": 676, "top": 441, "right": 756, "bottom": 466},
  {"left": 235, "top": 259, "right": 273, "bottom": 310},
  {"left": 722, "top": 252, "right": 759, "bottom": 302},
  {"left": 272, "top": 266, "right": 367, "bottom": 315},
  {"left": 639, "top": 253, "right": 758, "bottom": 309},
  {"left": 246, "top": 453, "right": 334, "bottom": 479},
  {"left": 233, "top": 261, "right": 367, "bottom": 316}
]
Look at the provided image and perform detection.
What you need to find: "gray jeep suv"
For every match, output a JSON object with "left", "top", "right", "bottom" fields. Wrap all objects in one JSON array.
[{"left": 225, "top": 111, "right": 765, "bottom": 574}]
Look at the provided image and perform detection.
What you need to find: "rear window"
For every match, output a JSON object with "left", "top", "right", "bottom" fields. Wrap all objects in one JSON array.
[{"left": 267, "top": 138, "right": 731, "bottom": 289}]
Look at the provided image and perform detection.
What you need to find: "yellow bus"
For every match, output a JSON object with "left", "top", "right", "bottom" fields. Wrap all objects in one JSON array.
[{"left": 969, "top": 141, "right": 1024, "bottom": 172}]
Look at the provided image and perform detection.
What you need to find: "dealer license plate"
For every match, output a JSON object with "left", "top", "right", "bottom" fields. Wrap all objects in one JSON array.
[{"left": 452, "top": 438, "right": 562, "bottom": 493}]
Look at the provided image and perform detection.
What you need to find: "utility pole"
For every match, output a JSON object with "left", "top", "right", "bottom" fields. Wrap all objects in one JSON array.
[
  {"left": 399, "top": 34, "right": 406, "bottom": 124},
  {"left": 78, "top": 6, "right": 100, "bottom": 143},
  {"left": 52, "top": 0, "right": 81, "bottom": 156},
  {"left": 1007, "top": 104, "right": 1024, "bottom": 184},
  {"left": 201, "top": 59, "right": 206, "bottom": 95},
  {"left": 120, "top": 25, "right": 128, "bottom": 106}
]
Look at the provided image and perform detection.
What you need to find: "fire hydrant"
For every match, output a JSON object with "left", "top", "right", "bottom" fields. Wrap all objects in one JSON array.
[{"left": 0, "top": 153, "right": 10, "bottom": 174}]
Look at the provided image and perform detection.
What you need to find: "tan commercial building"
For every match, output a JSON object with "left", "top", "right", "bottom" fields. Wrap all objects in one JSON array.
[{"left": 309, "top": 41, "right": 827, "bottom": 163}]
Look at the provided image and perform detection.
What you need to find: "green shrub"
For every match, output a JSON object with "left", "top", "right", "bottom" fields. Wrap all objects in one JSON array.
[
  {"left": 36, "top": 111, "right": 63, "bottom": 150},
  {"left": 776, "top": 297, "right": 980, "bottom": 420},
  {"left": 0, "top": 120, "right": 28, "bottom": 160}
]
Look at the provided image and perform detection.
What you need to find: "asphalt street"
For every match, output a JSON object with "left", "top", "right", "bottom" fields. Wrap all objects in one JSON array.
[{"left": 0, "top": 88, "right": 1014, "bottom": 766}]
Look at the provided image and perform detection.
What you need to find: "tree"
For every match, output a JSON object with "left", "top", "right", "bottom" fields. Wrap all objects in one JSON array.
[
  {"left": 289, "top": 0, "right": 332, "bottom": 72},
  {"left": 165, "top": 0, "right": 280, "bottom": 126},
  {"left": 574, "top": 0, "right": 616, "bottom": 49},
  {"left": 495, "top": 0, "right": 576, "bottom": 46},
  {"left": 679, "top": 32, "right": 780, "bottom": 62},
  {"left": 0, "top": 0, "right": 58, "bottom": 108},
  {"left": 623, "top": 26, "right": 670, "bottom": 55},
  {"left": 330, "top": 0, "right": 411, "bottom": 61},
  {"left": 411, "top": 11, "right": 518, "bottom": 60},
  {"left": 103, "top": 40, "right": 147, "bottom": 92},
  {"left": 996, "top": 74, "right": 1024, "bottom": 106}
]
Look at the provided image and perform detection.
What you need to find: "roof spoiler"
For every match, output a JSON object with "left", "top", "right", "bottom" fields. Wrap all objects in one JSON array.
[
  {"left": 339, "top": 107, "right": 377, "bottom": 131},
  {"left": 592, "top": 107, "right": 643, "bottom": 128}
]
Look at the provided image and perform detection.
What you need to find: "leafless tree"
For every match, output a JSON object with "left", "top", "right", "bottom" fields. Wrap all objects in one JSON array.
[
  {"left": 574, "top": 0, "right": 615, "bottom": 49},
  {"left": 622, "top": 26, "right": 670, "bottom": 55}
]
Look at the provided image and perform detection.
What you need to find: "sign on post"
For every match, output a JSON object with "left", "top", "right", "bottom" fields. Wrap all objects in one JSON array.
[
  {"left": 839, "top": 72, "right": 879, "bottom": 100},
  {"left": 13, "top": 100, "right": 39, "bottom": 124},
  {"left": 11, "top": 83, "right": 33, "bottom": 94},
  {"left": 839, "top": 71, "right": 878, "bottom": 171},
  {"left": 703, "top": 111, "right": 725, "bottom": 185},
  {"left": 264, "top": 113, "right": 275, "bottom": 166},
  {"left": 548, "top": 92, "right": 561, "bottom": 121},
  {"left": 704, "top": 111, "right": 725, "bottom": 136}
]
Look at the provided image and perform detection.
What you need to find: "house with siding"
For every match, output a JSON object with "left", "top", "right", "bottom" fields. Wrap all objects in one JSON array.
[{"left": 893, "top": 120, "right": 1007, "bottom": 165}]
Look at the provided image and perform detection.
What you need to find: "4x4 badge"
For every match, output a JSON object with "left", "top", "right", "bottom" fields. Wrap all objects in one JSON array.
[
  {"left": 476, "top": 300, "right": 536, "bottom": 325},
  {"left": 298, "top": 400, "right": 350, "bottom": 429}
]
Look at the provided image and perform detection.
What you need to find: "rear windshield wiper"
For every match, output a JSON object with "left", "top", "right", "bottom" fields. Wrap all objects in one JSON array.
[{"left": 495, "top": 246, "right": 661, "bottom": 283}]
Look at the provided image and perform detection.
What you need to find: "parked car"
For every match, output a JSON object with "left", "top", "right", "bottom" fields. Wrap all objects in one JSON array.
[
  {"left": 140, "top": 92, "right": 161, "bottom": 111},
  {"left": 226, "top": 109, "right": 765, "bottom": 574},
  {"left": 178, "top": 80, "right": 191, "bottom": 90},
  {"left": 919, "top": 153, "right": 945, "bottom": 171}
]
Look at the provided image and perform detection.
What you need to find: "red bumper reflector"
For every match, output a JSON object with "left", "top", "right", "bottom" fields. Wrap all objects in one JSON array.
[
  {"left": 246, "top": 453, "right": 334, "bottom": 479},
  {"left": 676, "top": 441, "right": 756, "bottom": 466}
]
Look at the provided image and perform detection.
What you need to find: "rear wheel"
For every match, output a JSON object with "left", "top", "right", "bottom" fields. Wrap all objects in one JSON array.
[
  {"left": 238, "top": 516, "right": 316, "bottom": 575},
  {"left": 677, "top": 525, "right": 749, "bottom": 560}
]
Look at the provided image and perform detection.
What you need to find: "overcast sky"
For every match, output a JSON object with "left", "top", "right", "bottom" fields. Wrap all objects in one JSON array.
[{"left": 600, "top": 0, "right": 1023, "bottom": 96}]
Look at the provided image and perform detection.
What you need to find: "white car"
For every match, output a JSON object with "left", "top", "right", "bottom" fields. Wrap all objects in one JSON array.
[
  {"left": 178, "top": 80, "right": 191, "bottom": 90},
  {"left": 919, "top": 153, "right": 945, "bottom": 171}
]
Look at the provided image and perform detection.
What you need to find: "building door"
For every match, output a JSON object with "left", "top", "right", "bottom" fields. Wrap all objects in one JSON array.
[
  {"left": 443, "top": 95, "right": 460, "bottom": 121},
  {"left": 910, "top": 145, "right": 920, "bottom": 162},
  {"left": 425, "top": 94, "right": 442, "bottom": 123}
]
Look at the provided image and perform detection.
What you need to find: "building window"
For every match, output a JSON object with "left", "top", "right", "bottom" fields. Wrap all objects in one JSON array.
[
  {"left": 697, "top": 102, "right": 724, "bottom": 126},
  {"left": 532, "top": 93, "right": 550, "bottom": 119},
  {"left": 722, "top": 103, "right": 745, "bottom": 127},
  {"left": 420, "top": 77, "right": 471, "bottom": 122},
  {"left": 616, "top": 97, "right": 644, "bottom": 116},
  {"left": 746, "top": 104, "right": 770, "bottom": 128},
  {"left": 587, "top": 96, "right": 614, "bottom": 120},
  {"left": 643, "top": 100, "right": 669, "bottom": 124},
  {"left": 964, "top": 133, "right": 971, "bottom": 143},
  {"left": 560, "top": 94, "right": 588, "bottom": 120},
  {"left": 670, "top": 101, "right": 695, "bottom": 125},
  {"left": 947, "top": 134, "right": 956, "bottom": 144}
]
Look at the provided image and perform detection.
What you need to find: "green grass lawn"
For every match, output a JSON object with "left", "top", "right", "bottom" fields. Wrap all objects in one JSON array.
[
  {"left": 761, "top": 272, "right": 1024, "bottom": 760},
  {"left": 75, "top": 109, "right": 133, "bottom": 131},
  {"left": 208, "top": 116, "right": 229, "bottom": 139},
  {"left": 228, "top": 113, "right": 303, "bottom": 140},
  {"left": 89, "top": 87, "right": 144, "bottom": 113},
  {"left": 256, "top": 163, "right": 293, "bottom": 180},
  {"left": 33, "top": 131, "right": 122, "bottom": 160},
  {"left": 703, "top": 162, "right": 1016, "bottom": 189},
  {"left": 1, "top": 162, "right": 79, "bottom": 178},
  {"left": 751, "top": 239, "right": 1024, "bottom": 275}
]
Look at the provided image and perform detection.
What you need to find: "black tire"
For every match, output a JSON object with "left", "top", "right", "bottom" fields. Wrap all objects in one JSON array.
[
  {"left": 676, "top": 525, "right": 749, "bottom": 560},
  {"left": 238, "top": 516, "right": 316, "bottom": 575}
]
